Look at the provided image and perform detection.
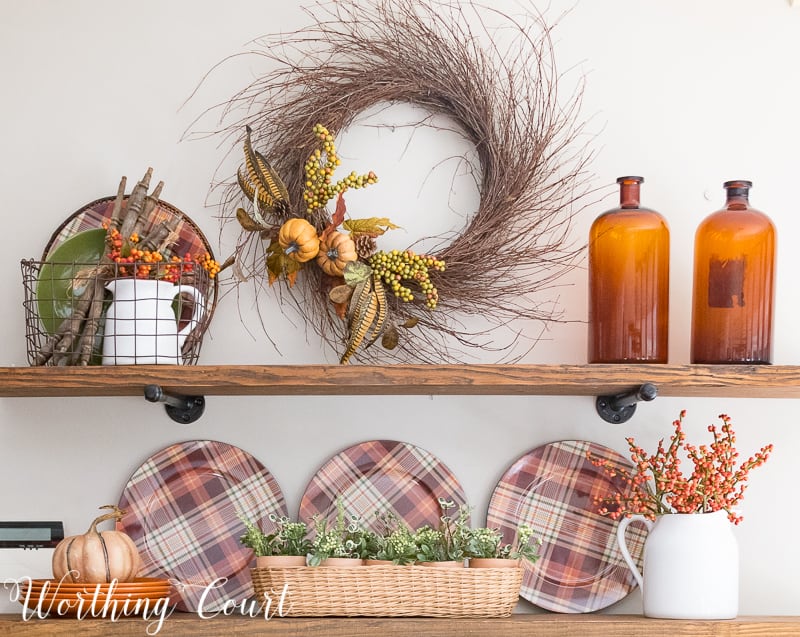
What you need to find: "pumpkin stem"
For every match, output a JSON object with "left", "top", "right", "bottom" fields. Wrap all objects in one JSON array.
[
  {"left": 284, "top": 243, "right": 299, "bottom": 255},
  {"left": 88, "top": 504, "right": 127, "bottom": 534}
]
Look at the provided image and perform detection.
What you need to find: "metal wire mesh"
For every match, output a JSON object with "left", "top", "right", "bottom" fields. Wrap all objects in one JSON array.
[{"left": 22, "top": 259, "right": 214, "bottom": 366}]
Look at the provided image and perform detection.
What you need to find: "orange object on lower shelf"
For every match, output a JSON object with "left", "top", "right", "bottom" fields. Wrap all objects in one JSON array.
[{"left": 17, "top": 578, "right": 171, "bottom": 617}]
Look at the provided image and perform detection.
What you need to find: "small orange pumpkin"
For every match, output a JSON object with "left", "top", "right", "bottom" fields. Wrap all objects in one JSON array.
[
  {"left": 278, "top": 218, "right": 320, "bottom": 263},
  {"left": 317, "top": 231, "right": 358, "bottom": 276},
  {"left": 52, "top": 505, "right": 140, "bottom": 584}
]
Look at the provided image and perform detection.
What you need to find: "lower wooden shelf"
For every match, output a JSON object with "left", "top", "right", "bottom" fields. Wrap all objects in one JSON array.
[{"left": 1, "top": 614, "right": 798, "bottom": 636}]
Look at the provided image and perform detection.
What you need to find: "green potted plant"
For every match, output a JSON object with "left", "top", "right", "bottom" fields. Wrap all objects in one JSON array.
[
  {"left": 239, "top": 513, "right": 311, "bottom": 567},
  {"left": 308, "top": 499, "right": 368, "bottom": 567},
  {"left": 364, "top": 512, "right": 417, "bottom": 565},
  {"left": 414, "top": 498, "right": 471, "bottom": 567},
  {"left": 466, "top": 523, "right": 541, "bottom": 568}
]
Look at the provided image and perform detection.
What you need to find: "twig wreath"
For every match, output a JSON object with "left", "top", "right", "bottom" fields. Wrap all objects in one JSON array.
[{"left": 203, "top": 0, "right": 593, "bottom": 363}]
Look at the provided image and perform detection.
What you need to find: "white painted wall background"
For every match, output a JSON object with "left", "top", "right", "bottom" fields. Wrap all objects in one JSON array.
[{"left": 0, "top": 0, "right": 798, "bottom": 617}]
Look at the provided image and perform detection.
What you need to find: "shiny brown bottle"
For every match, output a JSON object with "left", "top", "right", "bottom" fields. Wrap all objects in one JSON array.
[
  {"left": 588, "top": 176, "right": 670, "bottom": 363},
  {"left": 691, "top": 180, "right": 776, "bottom": 364}
]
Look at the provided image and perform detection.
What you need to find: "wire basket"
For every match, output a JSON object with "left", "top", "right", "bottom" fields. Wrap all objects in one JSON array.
[
  {"left": 250, "top": 565, "right": 523, "bottom": 618},
  {"left": 22, "top": 259, "right": 214, "bottom": 366}
]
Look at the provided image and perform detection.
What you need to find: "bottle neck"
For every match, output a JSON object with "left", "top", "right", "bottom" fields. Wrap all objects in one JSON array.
[
  {"left": 619, "top": 181, "right": 641, "bottom": 209},
  {"left": 724, "top": 181, "right": 751, "bottom": 211}
]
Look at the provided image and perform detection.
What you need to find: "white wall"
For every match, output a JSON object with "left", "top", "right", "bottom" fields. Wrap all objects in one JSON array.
[{"left": 0, "top": 0, "right": 798, "bottom": 617}]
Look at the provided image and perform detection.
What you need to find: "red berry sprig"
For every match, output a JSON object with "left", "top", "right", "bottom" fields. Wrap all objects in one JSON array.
[
  {"left": 103, "top": 225, "right": 221, "bottom": 282},
  {"left": 588, "top": 410, "right": 773, "bottom": 524}
]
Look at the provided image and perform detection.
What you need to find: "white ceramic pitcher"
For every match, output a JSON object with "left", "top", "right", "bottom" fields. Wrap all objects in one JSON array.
[
  {"left": 617, "top": 510, "right": 738, "bottom": 619},
  {"left": 102, "top": 278, "right": 206, "bottom": 365}
]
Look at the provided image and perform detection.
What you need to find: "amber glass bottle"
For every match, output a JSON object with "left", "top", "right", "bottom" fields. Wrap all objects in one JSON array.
[
  {"left": 588, "top": 176, "right": 670, "bottom": 363},
  {"left": 691, "top": 180, "right": 776, "bottom": 364}
]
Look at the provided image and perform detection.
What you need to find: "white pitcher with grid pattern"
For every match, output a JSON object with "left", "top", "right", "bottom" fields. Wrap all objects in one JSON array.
[{"left": 101, "top": 278, "right": 205, "bottom": 365}]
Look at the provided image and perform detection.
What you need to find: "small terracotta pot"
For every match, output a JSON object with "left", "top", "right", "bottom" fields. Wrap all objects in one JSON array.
[
  {"left": 419, "top": 560, "right": 464, "bottom": 568},
  {"left": 256, "top": 555, "right": 307, "bottom": 568},
  {"left": 364, "top": 559, "right": 395, "bottom": 566},
  {"left": 319, "top": 557, "right": 364, "bottom": 567},
  {"left": 468, "top": 557, "right": 521, "bottom": 568}
]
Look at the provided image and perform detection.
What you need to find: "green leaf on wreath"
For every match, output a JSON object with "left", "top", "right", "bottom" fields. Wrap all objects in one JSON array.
[
  {"left": 381, "top": 323, "right": 399, "bottom": 349},
  {"left": 284, "top": 258, "right": 303, "bottom": 287},
  {"left": 343, "top": 260, "right": 373, "bottom": 285},
  {"left": 266, "top": 239, "right": 303, "bottom": 287},
  {"left": 343, "top": 217, "right": 400, "bottom": 237},
  {"left": 265, "top": 240, "right": 284, "bottom": 286}
]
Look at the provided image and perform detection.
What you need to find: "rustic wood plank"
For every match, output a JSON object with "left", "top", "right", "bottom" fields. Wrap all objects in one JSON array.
[
  {"left": 1, "top": 364, "right": 800, "bottom": 398},
  {"left": 0, "top": 614, "right": 798, "bottom": 636}
]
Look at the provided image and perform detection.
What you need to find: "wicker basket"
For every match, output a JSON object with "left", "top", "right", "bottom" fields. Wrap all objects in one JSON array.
[{"left": 250, "top": 565, "right": 523, "bottom": 618}]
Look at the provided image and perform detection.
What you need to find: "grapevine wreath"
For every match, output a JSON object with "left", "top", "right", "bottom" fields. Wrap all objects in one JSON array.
[{"left": 202, "top": 0, "right": 593, "bottom": 364}]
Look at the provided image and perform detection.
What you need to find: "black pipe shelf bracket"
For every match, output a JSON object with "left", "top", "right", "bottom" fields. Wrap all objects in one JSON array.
[
  {"left": 596, "top": 382, "right": 658, "bottom": 424},
  {"left": 144, "top": 384, "right": 205, "bottom": 424}
]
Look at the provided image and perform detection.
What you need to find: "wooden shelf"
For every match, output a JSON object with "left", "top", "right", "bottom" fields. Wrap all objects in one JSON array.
[
  {"left": 2, "top": 614, "right": 800, "bottom": 636},
  {"left": 2, "top": 363, "right": 800, "bottom": 398}
]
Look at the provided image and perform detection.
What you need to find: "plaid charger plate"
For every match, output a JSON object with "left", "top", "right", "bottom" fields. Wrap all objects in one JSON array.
[
  {"left": 299, "top": 439, "right": 468, "bottom": 534},
  {"left": 118, "top": 440, "right": 286, "bottom": 612},
  {"left": 487, "top": 440, "right": 647, "bottom": 613},
  {"left": 43, "top": 196, "right": 212, "bottom": 261}
]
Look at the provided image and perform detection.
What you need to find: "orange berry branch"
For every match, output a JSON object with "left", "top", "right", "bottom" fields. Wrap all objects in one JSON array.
[
  {"left": 103, "top": 225, "right": 220, "bottom": 283},
  {"left": 588, "top": 410, "right": 773, "bottom": 524}
]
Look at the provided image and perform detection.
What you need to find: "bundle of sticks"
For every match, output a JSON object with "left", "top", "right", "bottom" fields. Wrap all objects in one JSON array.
[{"left": 36, "top": 169, "right": 179, "bottom": 366}]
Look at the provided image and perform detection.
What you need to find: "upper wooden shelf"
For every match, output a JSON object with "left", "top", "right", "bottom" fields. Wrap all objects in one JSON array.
[{"left": 1, "top": 363, "right": 800, "bottom": 398}]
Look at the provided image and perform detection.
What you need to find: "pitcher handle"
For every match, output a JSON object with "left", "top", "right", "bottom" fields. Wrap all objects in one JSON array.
[
  {"left": 174, "top": 285, "right": 206, "bottom": 337},
  {"left": 616, "top": 514, "right": 653, "bottom": 588}
]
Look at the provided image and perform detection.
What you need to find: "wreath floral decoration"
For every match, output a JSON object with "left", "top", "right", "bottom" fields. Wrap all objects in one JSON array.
[{"left": 206, "top": 0, "right": 593, "bottom": 364}]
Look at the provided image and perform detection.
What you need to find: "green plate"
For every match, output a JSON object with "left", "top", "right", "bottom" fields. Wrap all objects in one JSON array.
[{"left": 36, "top": 228, "right": 107, "bottom": 335}]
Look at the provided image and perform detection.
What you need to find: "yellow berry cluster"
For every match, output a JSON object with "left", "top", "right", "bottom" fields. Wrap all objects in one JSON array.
[
  {"left": 302, "top": 123, "right": 378, "bottom": 213},
  {"left": 368, "top": 249, "right": 446, "bottom": 309}
]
